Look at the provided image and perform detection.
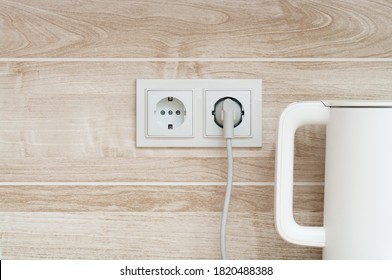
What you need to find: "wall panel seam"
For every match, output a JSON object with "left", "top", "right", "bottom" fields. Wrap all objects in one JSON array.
[
  {"left": 0, "top": 182, "right": 324, "bottom": 186},
  {"left": 0, "top": 58, "right": 392, "bottom": 62}
]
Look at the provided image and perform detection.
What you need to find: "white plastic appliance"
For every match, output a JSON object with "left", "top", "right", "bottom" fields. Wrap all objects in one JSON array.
[{"left": 275, "top": 100, "right": 392, "bottom": 259}]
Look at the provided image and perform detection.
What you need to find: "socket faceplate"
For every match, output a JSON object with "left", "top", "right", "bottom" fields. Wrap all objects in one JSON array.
[{"left": 136, "top": 79, "right": 262, "bottom": 147}]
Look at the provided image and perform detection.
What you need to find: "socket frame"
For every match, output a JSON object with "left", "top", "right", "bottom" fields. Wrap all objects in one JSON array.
[{"left": 136, "top": 79, "right": 262, "bottom": 147}]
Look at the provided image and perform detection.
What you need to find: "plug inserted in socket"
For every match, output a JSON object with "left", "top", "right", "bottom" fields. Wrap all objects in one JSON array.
[
  {"left": 212, "top": 97, "right": 244, "bottom": 128},
  {"left": 147, "top": 90, "right": 193, "bottom": 137},
  {"left": 205, "top": 90, "right": 251, "bottom": 137}
]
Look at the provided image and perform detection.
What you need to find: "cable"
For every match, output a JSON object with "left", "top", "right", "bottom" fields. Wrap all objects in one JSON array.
[
  {"left": 219, "top": 98, "right": 237, "bottom": 260},
  {"left": 221, "top": 137, "right": 233, "bottom": 260}
]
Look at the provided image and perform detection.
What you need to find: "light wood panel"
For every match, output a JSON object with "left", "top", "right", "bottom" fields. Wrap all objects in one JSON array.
[
  {"left": 1, "top": 61, "right": 391, "bottom": 182},
  {"left": 0, "top": 212, "right": 322, "bottom": 260},
  {"left": 1, "top": 0, "right": 392, "bottom": 58},
  {"left": 0, "top": 185, "right": 323, "bottom": 213},
  {"left": 0, "top": 185, "right": 323, "bottom": 259}
]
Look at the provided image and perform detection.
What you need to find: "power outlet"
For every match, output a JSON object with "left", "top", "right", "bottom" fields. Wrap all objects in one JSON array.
[
  {"left": 204, "top": 90, "right": 251, "bottom": 137},
  {"left": 146, "top": 90, "right": 193, "bottom": 137},
  {"left": 136, "top": 79, "right": 262, "bottom": 147}
]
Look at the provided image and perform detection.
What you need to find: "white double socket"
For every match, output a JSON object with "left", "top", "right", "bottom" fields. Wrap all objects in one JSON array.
[{"left": 136, "top": 79, "right": 262, "bottom": 147}]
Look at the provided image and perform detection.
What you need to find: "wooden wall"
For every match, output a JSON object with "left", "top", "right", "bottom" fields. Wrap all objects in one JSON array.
[{"left": 0, "top": 0, "right": 391, "bottom": 259}]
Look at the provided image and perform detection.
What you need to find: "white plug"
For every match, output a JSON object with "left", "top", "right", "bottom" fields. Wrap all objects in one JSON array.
[
  {"left": 212, "top": 97, "right": 244, "bottom": 140},
  {"left": 222, "top": 98, "right": 236, "bottom": 139}
]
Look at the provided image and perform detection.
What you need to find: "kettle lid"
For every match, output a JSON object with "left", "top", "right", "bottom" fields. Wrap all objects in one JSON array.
[{"left": 321, "top": 100, "right": 392, "bottom": 108}]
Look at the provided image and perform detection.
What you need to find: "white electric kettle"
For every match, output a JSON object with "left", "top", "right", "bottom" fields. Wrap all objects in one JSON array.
[{"left": 275, "top": 100, "right": 392, "bottom": 259}]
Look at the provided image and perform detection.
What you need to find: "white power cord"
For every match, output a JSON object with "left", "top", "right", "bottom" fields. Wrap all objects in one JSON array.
[
  {"left": 220, "top": 99, "right": 237, "bottom": 260},
  {"left": 221, "top": 137, "right": 233, "bottom": 260}
]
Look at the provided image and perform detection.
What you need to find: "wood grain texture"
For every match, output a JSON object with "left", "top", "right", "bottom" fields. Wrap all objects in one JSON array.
[
  {"left": 0, "top": 212, "right": 322, "bottom": 260},
  {"left": 1, "top": 61, "right": 391, "bottom": 182},
  {"left": 0, "top": 185, "right": 323, "bottom": 259},
  {"left": 0, "top": 185, "right": 324, "bottom": 213},
  {"left": 1, "top": 0, "right": 392, "bottom": 58}
]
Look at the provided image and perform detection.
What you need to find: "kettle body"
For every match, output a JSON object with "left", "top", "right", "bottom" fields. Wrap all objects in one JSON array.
[{"left": 275, "top": 100, "right": 392, "bottom": 259}]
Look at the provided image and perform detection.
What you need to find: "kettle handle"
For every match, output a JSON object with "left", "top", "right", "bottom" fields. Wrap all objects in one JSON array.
[{"left": 275, "top": 101, "right": 330, "bottom": 247}]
